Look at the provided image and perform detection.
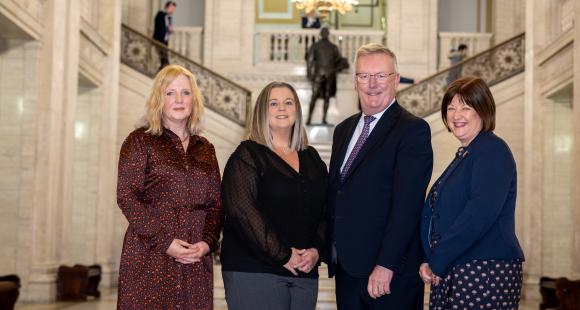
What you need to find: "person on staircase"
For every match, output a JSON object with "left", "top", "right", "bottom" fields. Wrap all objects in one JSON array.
[
  {"left": 153, "top": 1, "right": 176, "bottom": 71},
  {"left": 446, "top": 43, "right": 469, "bottom": 84},
  {"left": 220, "top": 81, "right": 328, "bottom": 310}
]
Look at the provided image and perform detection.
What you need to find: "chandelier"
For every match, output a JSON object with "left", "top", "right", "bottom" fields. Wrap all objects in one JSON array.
[{"left": 292, "top": 0, "right": 359, "bottom": 15}]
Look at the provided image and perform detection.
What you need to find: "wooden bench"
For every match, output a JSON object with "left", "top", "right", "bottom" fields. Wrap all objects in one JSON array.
[
  {"left": 56, "top": 264, "right": 101, "bottom": 301},
  {"left": 556, "top": 278, "right": 580, "bottom": 310},
  {"left": 540, "top": 276, "right": 558, "bottom": 310},
  {"left": 0, "top": 275, "right": 20, "bottom": 310}
]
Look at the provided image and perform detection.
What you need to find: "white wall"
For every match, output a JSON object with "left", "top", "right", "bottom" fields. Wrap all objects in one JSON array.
[
  {"left": 438, "top": 0, "right": 486, "bottom": 32},
  {"left": 172, "top": 0, "right": 205, "bottom": 27}
]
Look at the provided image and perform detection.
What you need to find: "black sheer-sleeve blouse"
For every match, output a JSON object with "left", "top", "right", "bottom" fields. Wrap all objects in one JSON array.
[{"left": 220, "top": 140, "right": 328, "bottom": 278}]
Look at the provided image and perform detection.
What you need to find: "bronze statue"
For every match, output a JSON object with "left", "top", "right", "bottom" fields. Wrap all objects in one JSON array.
[{"left": 306, "top": 27, "right": 344, "bottom": 125}]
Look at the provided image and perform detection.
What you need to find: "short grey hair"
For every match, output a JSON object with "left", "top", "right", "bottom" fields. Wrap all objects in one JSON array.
[{"left": 354, "top": 43, "right": 399, "bottom": 73}]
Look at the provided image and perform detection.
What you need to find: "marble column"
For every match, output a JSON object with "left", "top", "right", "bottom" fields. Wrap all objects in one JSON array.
[
  {"left": 385, "top": 0, "right": 438, "bottom": 77},
  {"left": 203, "top": 0, "right": 255, "bottom": 72},
  {"left": 520, "top": 0, "right": 543, "bottom": 299},
  {"left": 572, "top": 0, "right": 580, "bottom": 280},
  {"left": 94, "top": 0, "right": 123, "bottom": 287},
  {"left": 491, "top": 0, "right": 526, "bottom": 44},
  {"left": 27, "top": 0, "right": 80, "bottom": 301}
]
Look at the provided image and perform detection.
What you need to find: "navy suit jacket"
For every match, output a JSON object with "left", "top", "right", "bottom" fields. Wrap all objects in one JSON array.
[
  {"left": 153, "top": 11, "right": 171, "bottom": 44},
  {"left": 421, "top": 131, "right": 525, "bottom": 277},
  {"left": 327, "top": 102, "right": 433, "bottom": 278}
]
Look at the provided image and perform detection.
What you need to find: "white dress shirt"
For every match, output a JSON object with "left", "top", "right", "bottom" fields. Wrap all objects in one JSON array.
[{"left": 340, "top": 99, "right": 396, "bottom": 173}]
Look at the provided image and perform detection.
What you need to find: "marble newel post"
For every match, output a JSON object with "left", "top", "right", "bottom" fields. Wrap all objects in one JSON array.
[{"left": 27, "top": 0, "right": 80, "bottom": 301}]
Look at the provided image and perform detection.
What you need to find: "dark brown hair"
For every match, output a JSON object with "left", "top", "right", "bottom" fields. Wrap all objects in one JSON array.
[{"left": 441, "top": 76, "right": 495, "bottom": 132}]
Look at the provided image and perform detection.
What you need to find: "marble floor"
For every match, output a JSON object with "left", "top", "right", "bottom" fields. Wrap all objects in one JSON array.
[{"left": 14, "top": 288, "right": 541, "bottom": 310}]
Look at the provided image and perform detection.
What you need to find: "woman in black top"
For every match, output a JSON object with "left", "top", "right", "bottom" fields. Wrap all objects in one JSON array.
[{"left": 221, "top": 81, "right": 328, "bottom": 310}]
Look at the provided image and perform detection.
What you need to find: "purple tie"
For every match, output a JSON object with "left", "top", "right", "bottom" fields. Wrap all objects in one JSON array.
[{"left": 340, "top": 115, "right": 376, "bottom": 181}]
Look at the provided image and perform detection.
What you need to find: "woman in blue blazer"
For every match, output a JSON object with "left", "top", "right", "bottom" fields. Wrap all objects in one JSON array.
[{"left": 419, "top": 77, "right": 525, "bottom": 309}]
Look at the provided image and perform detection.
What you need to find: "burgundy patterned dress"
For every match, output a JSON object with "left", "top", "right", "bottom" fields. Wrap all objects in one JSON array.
[{"left": 117, "top": 128, "right": 223, "bottom": 309}]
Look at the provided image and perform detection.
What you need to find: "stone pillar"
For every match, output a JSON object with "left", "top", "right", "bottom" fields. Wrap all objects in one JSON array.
[
  {"left": 572, "top": 0, "right": 580, "bottom": 280},
  {"left": 95, "top": 0, "right": 123, "bottom": 287},
  {"left": 203, "top": 0, "right": 255, "bottom": 72},
  {"left": 490, "top": 0, "right": 525, "bottom": 44},
  {"left": 27, "top": 0, "right": 80, "bottom": 301},
  {"left": 386, "top": 0, "right": 438, "bottom": 77},
  {"left": 520, "top": 0, "right": 543, "bottom": 299}
]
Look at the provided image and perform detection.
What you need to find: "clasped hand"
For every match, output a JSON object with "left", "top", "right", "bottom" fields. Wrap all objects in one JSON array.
[
  {"left": 166, "top": 239, "right": 210, "bottom": 264},
  {"left": 283, "top": 247, "right": 319, "bottom": 276}
]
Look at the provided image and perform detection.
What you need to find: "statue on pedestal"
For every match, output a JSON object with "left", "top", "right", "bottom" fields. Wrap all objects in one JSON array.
[{"left": 306, "top": 27, "right": 346, "bottom": 125}]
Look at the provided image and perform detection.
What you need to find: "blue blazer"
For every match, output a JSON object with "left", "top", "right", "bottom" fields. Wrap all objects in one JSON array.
[
  {"left": 327, "top": 102, "right": 433, "bottom": 277},
  {"left": 421, "top": 131, "right": 525, "bottom": 277}
]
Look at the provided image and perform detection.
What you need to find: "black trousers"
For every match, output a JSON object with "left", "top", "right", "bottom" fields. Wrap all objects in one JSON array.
[
  {"left": 335, "top": 262, "right": 424, "bottom": 310},
  {"left": 156, "top": 41, "right": 169, "bottom": 70},
  {"left": 223, "top": 271, "right": 318, "bottom": 310}
]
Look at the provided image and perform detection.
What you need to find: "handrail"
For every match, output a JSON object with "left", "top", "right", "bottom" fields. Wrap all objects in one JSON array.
[
  {"left": 397, "top": 32, "right": 525, "bottom": 118},
  {"left": 121, "top": 24, "right": 251, "bottom": 127}
]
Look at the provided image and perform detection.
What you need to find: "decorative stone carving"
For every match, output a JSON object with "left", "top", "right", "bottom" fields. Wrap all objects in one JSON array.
[
  {"left": 121, "top": 25, "right": 250, "bottom": 126},
  {"left": 397, "top": 33, "right": 525, "bottom": 118}
]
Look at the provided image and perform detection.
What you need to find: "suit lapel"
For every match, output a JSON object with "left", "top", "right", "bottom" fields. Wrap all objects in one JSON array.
[
  {"left": 330, "top": 114, "right": 361, "bottom": 181},
  {"left": 340, "top": 102, "right": 402, "bottom": 184}
]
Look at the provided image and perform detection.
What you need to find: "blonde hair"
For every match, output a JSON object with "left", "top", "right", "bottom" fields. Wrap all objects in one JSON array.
[
  {"left": 248, "top": 82, "right": 308, "bottom": 151},
  {"left": 142, "top": 65, "right": 204, "bottom": 135},
  {"left": 354, "top": 43, "right": 399, "bottom": 73}
]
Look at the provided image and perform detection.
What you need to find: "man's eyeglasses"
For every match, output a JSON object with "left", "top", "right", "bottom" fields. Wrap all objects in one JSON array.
[{"left": 355, "top": 72, "right": 397, "bottom": 83}]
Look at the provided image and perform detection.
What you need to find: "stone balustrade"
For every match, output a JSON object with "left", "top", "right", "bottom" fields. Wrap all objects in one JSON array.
[
  {"left": 255, "top": 28, "right": 384, "bottom": 66},
  {"left": 169, "top": 26, "right": 204, "bottom": 63}
]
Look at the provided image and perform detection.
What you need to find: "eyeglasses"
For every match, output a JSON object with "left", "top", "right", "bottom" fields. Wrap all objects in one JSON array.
[{"left": 355, "top": 72, "right": 397, "bottom": 83}]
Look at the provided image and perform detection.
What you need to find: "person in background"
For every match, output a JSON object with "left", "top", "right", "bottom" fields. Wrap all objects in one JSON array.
[
  {"left": 220, "top": 81, "right": 328, "bottom": 310},
  {"left": 301, "top": 10, "right": 321, "bottom": 29},
  {"left": 153, "top": 1, "right": 177, "bottom": 71},
  {"left": 419, "top": 76, "right": 525, "bottom": 309},
  {"left": 446, "top": 43, "right": 468, "bottom": 84},
  {"left": 117, "top": 65, "right": 223, "bottom": 309},
  {"left": 400, "top": 76, "right": 415, "bottom": 84},
  {"left": 327, "top": 43, "right": 433, "bottom": 309}
]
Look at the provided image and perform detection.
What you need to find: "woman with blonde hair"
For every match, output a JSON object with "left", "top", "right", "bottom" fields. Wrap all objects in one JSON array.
[
  {"left": 117, "top": 64, "right": 223, "bottom": 309},
  {"left": 220, "top": 81, "right": 328, "bottom": 310}
]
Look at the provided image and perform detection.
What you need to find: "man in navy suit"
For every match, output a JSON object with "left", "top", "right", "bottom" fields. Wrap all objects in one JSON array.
[{"left": 327, "top": 43, "right": 433, "bottom": 309}]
